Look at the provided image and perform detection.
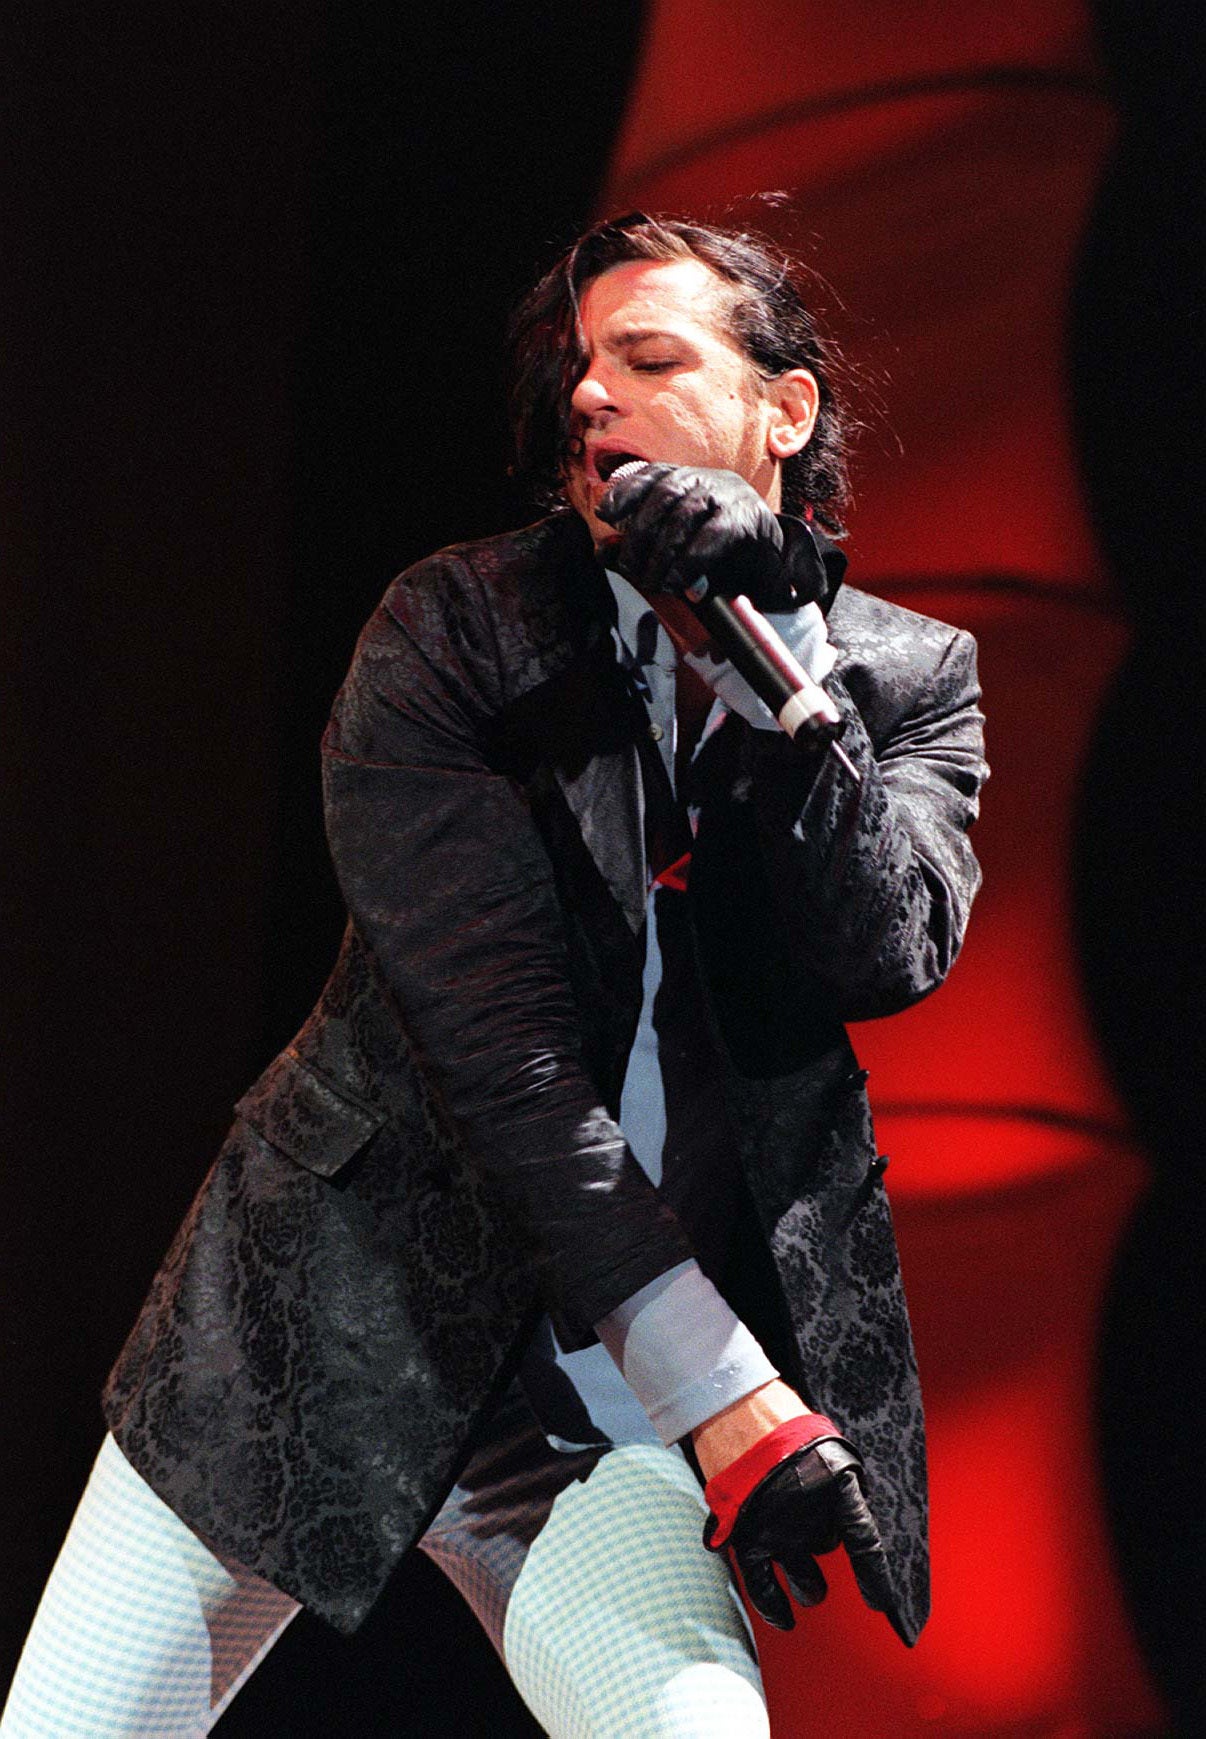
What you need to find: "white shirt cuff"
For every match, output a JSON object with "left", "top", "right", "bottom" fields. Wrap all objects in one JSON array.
[{"left": 595, "top": 1260, "right": 779, "bottom": 1445}]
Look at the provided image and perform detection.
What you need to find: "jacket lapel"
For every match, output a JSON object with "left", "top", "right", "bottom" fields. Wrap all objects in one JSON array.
[
  {"left": 555, "top": 736, "right": 648, "bottom": 934},
  {"left": 495, "top": 524, "right": 651, "bottom": 934}
]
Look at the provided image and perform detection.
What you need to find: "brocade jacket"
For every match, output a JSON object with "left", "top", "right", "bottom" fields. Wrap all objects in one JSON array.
[{"left": 104, "top": 510, "right": 986, "bottom": 1645}]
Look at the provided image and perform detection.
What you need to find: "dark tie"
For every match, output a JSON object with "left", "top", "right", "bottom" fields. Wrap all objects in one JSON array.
[
  {"left": 617, "top": 607, "right": 663, "bottom": 706},
  {"left": 623, "top": 609, "right": 693, "bottom": 890}
]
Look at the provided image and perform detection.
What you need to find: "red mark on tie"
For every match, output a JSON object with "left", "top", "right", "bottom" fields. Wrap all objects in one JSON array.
[{"left": 654, "top": 852, "right": 692, "bottom": 892}]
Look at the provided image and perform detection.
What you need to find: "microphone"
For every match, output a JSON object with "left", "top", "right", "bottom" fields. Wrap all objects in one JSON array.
[{"left": 607, "top": 462, "right": 860, "bottom": 782}]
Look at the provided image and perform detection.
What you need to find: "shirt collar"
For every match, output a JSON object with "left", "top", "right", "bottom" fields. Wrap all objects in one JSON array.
[{"left": 604, "top": 568, "right": 677, "bottom": 671}]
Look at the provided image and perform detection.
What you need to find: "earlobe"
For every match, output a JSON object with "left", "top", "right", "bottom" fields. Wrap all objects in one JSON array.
[{"left": 767, "top": 368, "right": 820, "bottom": 459}]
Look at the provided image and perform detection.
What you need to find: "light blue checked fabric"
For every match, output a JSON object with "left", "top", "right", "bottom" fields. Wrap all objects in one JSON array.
[
  {"left": 8, "top": 1423, "right": 767, "bottom": 1737},
  {"left": 1, "top": 1435, "right": 298, "bottom": 1737},
  {"left": 423, "top": 1380, "right": 771, "bottom": 1734},
  {"left": 503, "top": 1444, "right": 768, "bottom": 1739}
]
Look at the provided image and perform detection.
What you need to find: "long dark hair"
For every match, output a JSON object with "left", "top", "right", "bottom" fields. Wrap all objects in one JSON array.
[{"left": 507, "top": 211, "right": 858, "bottom": 535}]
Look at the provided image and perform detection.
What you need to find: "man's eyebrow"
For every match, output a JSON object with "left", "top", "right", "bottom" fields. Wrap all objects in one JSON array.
[{"left": 609, "top": 327, "right": 688, "bottom": 348}]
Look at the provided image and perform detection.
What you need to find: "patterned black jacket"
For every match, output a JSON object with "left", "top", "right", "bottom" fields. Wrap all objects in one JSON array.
[{"left": 103, "top": 510, "right": 986, "bottom": 1643}]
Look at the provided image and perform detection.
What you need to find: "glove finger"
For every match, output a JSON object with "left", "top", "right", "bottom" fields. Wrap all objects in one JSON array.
[
  {"left": 833, "top": 1471, "right": 895, "bottom": 1614},
  {"left": 626, "top": 488, "right": 716, "bottom": 592},
  {"left": 775, "top": 1544, "right": 828, "bottom": 1610},
  {"left": 687, "top": 508, "right": 783, "bottom": 600},
  {"left": 596, "top": 461, "right": 673, "bottom": 527},
  {"left": 733, "top": 1547, "right": 795, "bottom": 1632}
]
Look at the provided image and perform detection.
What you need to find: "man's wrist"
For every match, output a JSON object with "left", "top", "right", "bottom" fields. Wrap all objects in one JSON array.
[{"left": 691, "top": 1378, "right": 812, "bottom": 1482}]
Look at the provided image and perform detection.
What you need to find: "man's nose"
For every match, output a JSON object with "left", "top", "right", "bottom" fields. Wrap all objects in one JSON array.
[{"left": 570, "top": 364, "right": 620, "bottom": 418}]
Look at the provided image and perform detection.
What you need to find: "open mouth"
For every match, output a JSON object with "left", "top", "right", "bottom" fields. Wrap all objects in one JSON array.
[{"left": 594, "top": 450, "right": 643, "bottom": 483}]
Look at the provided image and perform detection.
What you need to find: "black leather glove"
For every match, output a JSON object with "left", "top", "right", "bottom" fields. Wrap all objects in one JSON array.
[
  {"left": 703, "top": 1415, "right": 908, "bottom": 1641},
  {"left": 598, "top": 463, "right": 825, "bottom": 612}
]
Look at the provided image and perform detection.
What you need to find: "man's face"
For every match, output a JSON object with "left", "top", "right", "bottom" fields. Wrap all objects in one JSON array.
[{"left": 562, "top": 257, "right": 785, "bottom": 549}]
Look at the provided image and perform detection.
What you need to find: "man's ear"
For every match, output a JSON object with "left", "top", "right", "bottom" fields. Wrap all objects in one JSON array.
[{"left": 766, "top": 368, "right": 820, "bottom": 459}]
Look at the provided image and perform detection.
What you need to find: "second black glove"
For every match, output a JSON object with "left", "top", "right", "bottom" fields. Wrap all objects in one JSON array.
[{"left": 703, "top": 1414, "right": 910, "bottom": 1643}]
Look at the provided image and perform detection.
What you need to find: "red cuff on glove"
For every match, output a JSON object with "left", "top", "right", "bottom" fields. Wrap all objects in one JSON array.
[{"left": 704, "top": 1414, "right": 843, "bottom": 1549}]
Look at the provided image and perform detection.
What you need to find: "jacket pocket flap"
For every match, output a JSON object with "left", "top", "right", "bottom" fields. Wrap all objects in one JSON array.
[{"left": 234, "top": 1048, "right": 387, "bottom": 1177}]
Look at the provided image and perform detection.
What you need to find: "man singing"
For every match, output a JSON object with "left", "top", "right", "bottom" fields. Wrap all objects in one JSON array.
[{"left": 3, "top": 212, "right": 986, "bottom": 1737}]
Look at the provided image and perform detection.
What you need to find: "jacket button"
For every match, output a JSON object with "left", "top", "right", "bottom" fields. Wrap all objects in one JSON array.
[
  {"left": 847, "top": 1066, "right": 870, "bottom": 1089},
  {"left": 648, "top": 722, "right": 665, "bottom": 742},
  {"left": 870, "top": 1154, "right": 890, "bottom": 1177}
]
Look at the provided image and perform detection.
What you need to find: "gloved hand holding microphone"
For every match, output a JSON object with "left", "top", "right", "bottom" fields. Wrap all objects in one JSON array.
[
  {"left": 598, "top": 462, "right": 858, "bottom": 774},
  {"left": 598, "top": 459, "right": 824, "bottom": 611}
]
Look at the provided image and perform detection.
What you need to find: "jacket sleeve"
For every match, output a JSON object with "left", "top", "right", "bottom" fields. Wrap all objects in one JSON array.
[
  {"left": 320, "top": 550, "right": 693, "bottom": 1334},
  {"left": 719, "top": 621, "right": 986, "bottom": 1026}
]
